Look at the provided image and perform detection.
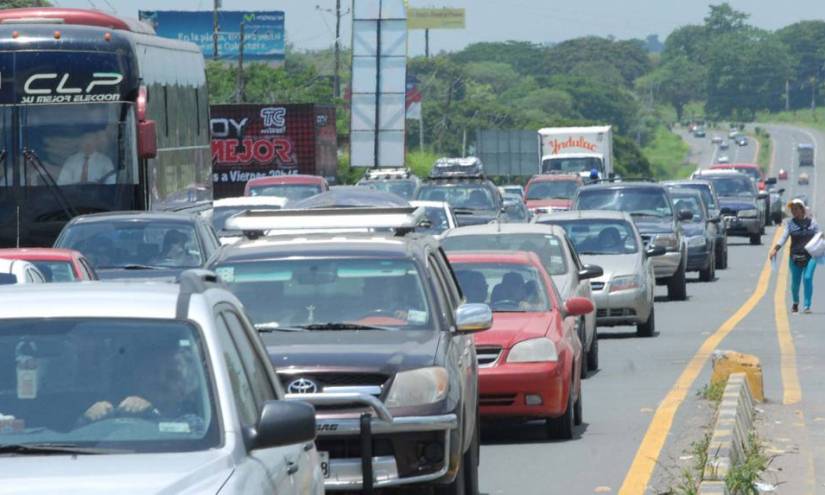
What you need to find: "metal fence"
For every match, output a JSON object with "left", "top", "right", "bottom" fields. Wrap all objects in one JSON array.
[{"left": 474, "top": 129, "right": 537, "bottom": 178}]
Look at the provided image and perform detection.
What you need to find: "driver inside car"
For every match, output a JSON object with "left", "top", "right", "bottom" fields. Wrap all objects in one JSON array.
[{"left": 57, "top": 129, "right": 116, "bottom": 185}]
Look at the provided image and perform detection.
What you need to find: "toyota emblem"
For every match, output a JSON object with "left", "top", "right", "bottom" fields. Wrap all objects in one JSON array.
[{"left": 287, "top": 377, "right": 319, "bottom": 394}]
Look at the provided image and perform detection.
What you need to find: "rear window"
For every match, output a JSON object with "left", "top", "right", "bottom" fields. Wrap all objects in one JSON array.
[
  {"left": 442, "top": 233, "right": 567, "bottom": 276},
  {"left": 576, "top": 188, "right": 673, "bottom": 218},
  {"left": 29, "top": 261, "right": 77, "bottom": 282},
  {"left": 539, "top": 219, "right": 638, "bottom": 255},
  {"left": 449, "top": 261, "right": 551, "bottom": 312},
  {"left": 526, "top": 180, "right": 579, "bottom": 201}
]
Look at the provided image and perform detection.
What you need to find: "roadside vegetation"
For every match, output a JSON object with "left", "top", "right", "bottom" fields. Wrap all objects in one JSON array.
[
  {"left": 642, "top": 126, "right": 693, "bottom": 179},
  {"left": 752, "top": 127, "right": 772, "bottom": 173},
  {"left": 725, "top": 434, "right": 770, "bottom": 494}
]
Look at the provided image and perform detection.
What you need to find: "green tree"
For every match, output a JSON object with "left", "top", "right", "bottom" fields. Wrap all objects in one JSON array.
[
  {"left": 543, "top": 37, "right": 652, "bottom": 88},
  {"left": 704, "top": 3, "right": 749, "bottom": 35},
  {"left": 776, "top": 21, "right": 825, "bottom": 109},
  {"left": 637, "top": 56, "right": 707, "bottom": 121},
  {"left": 0, "top": 0, "right": 52, "bottom": 7},
  {"left": 450, "top": 41, "right": 547, "bottom": 77},
  {"left": 662, "top": 25, "right": 707, "bottom": 63}
]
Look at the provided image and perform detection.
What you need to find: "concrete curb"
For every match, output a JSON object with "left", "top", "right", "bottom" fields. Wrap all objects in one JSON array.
[
  {"left": 697, "top": 480, "right": 729, "bottom": 494},
  {"left": 703, "top": 373, "right": 755, "bottom": 482}
]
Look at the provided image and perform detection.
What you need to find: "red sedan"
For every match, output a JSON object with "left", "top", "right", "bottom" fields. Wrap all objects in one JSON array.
[
  {"left": 243, "top": 175, "right": 329, "bottom": 200},
  {"left": 524, "top": 174, "right": 583, "bottom": 214},
  {"left": 0, "top": 248, "right": 97, "bottom": 282},
  {"left": 710, "top": 163, "right": 765, "bottom": 190},
  {"left": 447, "top": 251, "right": 593, "bottom": 439}
]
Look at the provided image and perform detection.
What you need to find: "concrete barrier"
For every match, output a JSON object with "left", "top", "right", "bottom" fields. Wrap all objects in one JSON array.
[
  {"left": 703, "top": 373, "right": 756, "bottom": 481},
  {"left": 698, "top": 480, "right": 729, "bottom": 494}
]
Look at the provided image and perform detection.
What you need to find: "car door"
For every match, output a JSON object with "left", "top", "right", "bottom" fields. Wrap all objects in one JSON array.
[
  {"left": 562, "top": 236, "right": 594, "bottom": 350},
  {"left": 221, "top": 309, "right": 318, "bottom": 493},
  {"left": 213, "top": 309, "right": 296, "bottom": 495}
]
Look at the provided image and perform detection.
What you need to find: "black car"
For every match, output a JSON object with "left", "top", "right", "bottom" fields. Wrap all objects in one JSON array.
[
  {"left": 54, "top": 211, "right": 220, "bottom": 280},
  {"left": 663, "top": 180, "right": 728, "bottom": 269},
  {"left": 693, "top": 171, "right": 765, "bottom": 245},
  {"left": 573, "top": 182, "right": 689, "bottom": 301},
  {"left": 416, "top": 177, "right": 504, "bottom": 227},
  {"left": 669, "top": 188, "right": 718, "bottom": 282},
  {"left": 210, "top": 207, "right": 490, "bottom": 493}
]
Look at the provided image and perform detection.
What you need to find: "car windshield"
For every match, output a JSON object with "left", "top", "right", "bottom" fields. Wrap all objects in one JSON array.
[
  {"left": 248, "top": 184, "right": 322, "bottom": 201},
  {"left": 416, "top": 206, "right": 451, "bottom": 235},
  {"left": 212, "top": 205, "right": 282, "bottom": 233},
  {"left": 28, "top": 261, "right": 77, "bottom": 282},
  {"left": 0, "top": 318, "right": 218, "bottom": 452},
  {"left": 707, "top": 177, "right": 755, "bottom": 197},
  {"left": 450, "top": 262, "right": 551, "bottom": 312},
  {"left": 215, "top": 258, "right": 432, "bottom": 330},
  {"left": 544, "top": 220, "right": 638, "bottom": 255},
  {"left": 417, "top": 184, "right": 496, "bottom": 211},
  {"left": 672, "top": 196, "right": 705, "bottom": 221},
  {"left": 733, "top": 168, "right": 761, "bottom": 183},
  {"left": 442, "top": 233, "right": 567, "bottom": 276},
  {"left": 576, "top": 188, "right": 673, "bottom": 217},
  {"left": 526, "top": 180, "right": 579, "bottom": 201},
  {"left": 57, "top": 222, "right": 203, "bottom": 270},
  {"left": 678, "top": 184, "right": 716, "bottom": 210},
  {"left": 542, "top": 157, "right": 602, "bottom": 174},
  {"left": 360, "top": 180, "right": 416, "bottom": 199}
]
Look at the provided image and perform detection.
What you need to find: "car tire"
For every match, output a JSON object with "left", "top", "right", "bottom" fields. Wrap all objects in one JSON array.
[
  {"left": 667, "top": 259, "right": 687, "bottom": 301},
  {"left": 587, "top": 332, "right": 599, "bottom": 372},
  {"left": 716, "top": 241, "right": 728, "bottom": 270},
  {"left": 773, "top": 213, "right": 783, "bottom": 225},
  {"left": 573, "top": 383, "right": 583, "bottom": 426},
  {"left": 435, "top": 446, "right": 467, "bottom": 495},
  {"left": 699, "top": 251, "right": 715, "bottom": 282},
  {"left": 577, "top": 318, "right": 588, "bottom": 379},
  {"left": 547, "top": 381, "right": 575, "bottom": 440},
  {"left": 463, "top": 415, "right": 480, "bottom": 495},
  {"left": 637, "top": 304, "right": 655, "bottom": 337},
  {"left": 750, "top": 233, "right": 762, "bottom": 245}
]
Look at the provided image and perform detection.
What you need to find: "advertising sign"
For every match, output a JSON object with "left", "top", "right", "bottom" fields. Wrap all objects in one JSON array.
[
  {"left": 138, "top": 10, "right": 285, "bottom": 62},
  {"left": 408, "top": 8, "right": 465, "bottom": 30},
  {"left": 211, "top": 104, "right": 337, "bottom": 198}
]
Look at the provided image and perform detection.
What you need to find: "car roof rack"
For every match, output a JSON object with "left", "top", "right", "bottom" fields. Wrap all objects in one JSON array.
[
  {"left": 363, "top": 167, "right": 414, "bottom": 180},
  {"left": 225, "top": 206, "right": 426, "bottom": 239}
]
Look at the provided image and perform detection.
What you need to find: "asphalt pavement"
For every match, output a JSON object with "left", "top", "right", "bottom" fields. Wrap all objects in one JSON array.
[{"left": 478, "top": 126, "right": 825, "bottom": 494}]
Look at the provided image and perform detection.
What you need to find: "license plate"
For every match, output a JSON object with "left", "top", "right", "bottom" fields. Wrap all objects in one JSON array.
[{"left": 319, "top": 451, "right": 330, "bottom": 479}]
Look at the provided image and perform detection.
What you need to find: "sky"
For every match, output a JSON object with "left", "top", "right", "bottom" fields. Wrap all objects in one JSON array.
[{"left": 56, "top": 0, "right": 825, "bottom": 56}]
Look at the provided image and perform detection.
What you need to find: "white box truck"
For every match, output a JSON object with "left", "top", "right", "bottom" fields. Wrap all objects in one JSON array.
[{"left": 537, "top": 126, "right": 614, "bottom": 181}]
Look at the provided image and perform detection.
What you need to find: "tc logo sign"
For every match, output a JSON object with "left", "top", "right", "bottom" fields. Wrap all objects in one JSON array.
[{"left": 260, "top": 107, "right": 286, "bottom": 134}]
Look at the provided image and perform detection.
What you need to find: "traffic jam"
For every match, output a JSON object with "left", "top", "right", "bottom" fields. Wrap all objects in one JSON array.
[{"left": 0, "top": 6, "right": 807, "bottom": 495}]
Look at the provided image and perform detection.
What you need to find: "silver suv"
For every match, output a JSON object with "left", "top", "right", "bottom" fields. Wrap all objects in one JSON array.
[{"left": 0, "top": 272, "right": 323, "bottom": 494}]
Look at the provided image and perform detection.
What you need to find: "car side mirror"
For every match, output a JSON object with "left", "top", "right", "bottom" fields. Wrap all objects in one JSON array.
[
  {"left": 708, "top": 217, "right": 721, "bottom": 224},
  {"left": 138, "top": 120, "right": 158, "bottom": 159},
  {"left": 646, "top": 246, "right": 667, "bottom": 257},
  {"left": 757, "top": 191, "right": 769, "bottom": 200},
  {"left": 678, "top": 209, "right": 694, "bottom": 221},
  {"left": 455, "top": 303, "right": 493, "bottom": 333},
  {"left": 778, "top": 188, "right": 785, "bottom": 194},
  {"left": 564, "top": 297, "right": 594, "bottom": 317},
  {"left": 245, "top": 400, "right": 316, "bottom": 451},
  {"left": 577, "top": 264, "right": 603, "bottom": 280},
  {"left": 765, "top": 177, "right": 777, "bottom": 185}
]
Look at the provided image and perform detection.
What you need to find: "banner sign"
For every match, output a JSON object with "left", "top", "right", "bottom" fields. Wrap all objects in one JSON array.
[
  {"left": 408, "top": 8, "right": 465, "bottom": 30},
  {"left": 139, "top": 10, "right": 285, "bottom": 62}
]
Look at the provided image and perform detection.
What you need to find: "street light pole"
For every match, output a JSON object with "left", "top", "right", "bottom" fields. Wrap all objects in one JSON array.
[
  {"left": 334, "top": 0, "right": 341, "bottom": 98},
  {"left": 236, "top": 22, "right": 245, "bottom": 103},
  {"left": 212, "top": 0, "right": 219, "bottom": 60}
]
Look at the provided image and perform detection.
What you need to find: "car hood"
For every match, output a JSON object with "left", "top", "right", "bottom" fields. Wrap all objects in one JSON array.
[
  {"left": 264, "top": 330, "right": 440, "bottom": 373},
  {"left": 632, "top": 219, "right": 674, "bottom": 235},
  {"left": 526, "top": 199, "right": 571, "bottom": 210},
  {"left": 580, "top": 254, "right": 640, "bottom": 281},
  {"left": 474, "top": 312, "right": 554, "bottom": 349},
  {"left": 95, "top": 267, "right": 183, "bottom": 282},
  {"left": 718, "top": 196, "right": 757, "bottom": 212},
  {"left": 0, "top": 450, "right": 234, "bottom": 495}
]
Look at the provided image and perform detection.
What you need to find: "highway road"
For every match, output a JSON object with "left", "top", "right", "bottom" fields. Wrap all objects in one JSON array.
[{"left": 478, "top": 125, "right": 825, "bottom": 494}]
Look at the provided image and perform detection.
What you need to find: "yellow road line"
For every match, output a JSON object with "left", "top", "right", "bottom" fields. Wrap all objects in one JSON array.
[
  {"left": 618, "top": 227, "right": 783, "bottom": 495},
  {"left": 774, "top": 247, "right": 802, "bottom": 404}
]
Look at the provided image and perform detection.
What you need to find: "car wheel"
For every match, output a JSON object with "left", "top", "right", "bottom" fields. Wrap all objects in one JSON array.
[
  {"left": 547, "top": 380, "right": 575, "bottom": 440},
  {"left": 573, "top": 383, "right": 583, "bottom": 427},
  {"left": 716, "top": 241, "right": 728, "bottom": 270},
  {"left": 667, "top": 260, "right": 687, "bottom": 301},
  {"left": 587, "top": 332, "right": 599, "bottom": 372},
  {"left": 463, "top": 415, "right": 480, "bottom": 495},
  {"left": 773, "top": 213, "right": 783, "bottom": 225},
  {"left": 577, "top": 318, "right": 588, "bottom": 379},
  {"left": 749, "top": 233, "right": 762, "bottom": 245},
  {"left": 699, "top": 251, "right": 715, "bottom": 282},
  {"left": 435, "top": 445, "right": 467, "bottom": 495},
  {"left": 637, "top": 304, "right": 655, "bottom": 337}
]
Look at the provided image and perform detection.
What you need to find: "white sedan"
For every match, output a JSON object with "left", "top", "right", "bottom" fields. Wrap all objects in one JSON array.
[
  {"left": 410, "top": 200, "right": 458, "bottom": 237},
  {"left": 0, "top": 258, "right": 46, "bottom": 285}
]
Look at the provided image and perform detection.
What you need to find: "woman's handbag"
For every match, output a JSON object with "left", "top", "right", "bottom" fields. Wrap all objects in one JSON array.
[{"left": 805, "top": 232, "right": 825, "bottom": 258}]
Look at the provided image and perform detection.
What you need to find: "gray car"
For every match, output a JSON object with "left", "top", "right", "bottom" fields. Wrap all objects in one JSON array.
[
  {"left": 662, "top": 180, "right": 728, "bottom": 270},
  {"left": 0, "top": 273, "right": 323, "bottom": 494},
  {"left": 535, "top": 211, "right": 662, "bottom": 337},
  {"left": 442, "top": 223, "right": 603, "bottom": 373}
]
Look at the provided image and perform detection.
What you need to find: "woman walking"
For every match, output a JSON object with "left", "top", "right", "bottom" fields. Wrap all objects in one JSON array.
[{"left": 770, "top": 198, "right": 821, "bottom": 313}]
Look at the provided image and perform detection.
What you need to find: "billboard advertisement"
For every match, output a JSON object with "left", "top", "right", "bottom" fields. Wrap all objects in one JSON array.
[
  {"left": 211, "top": 104, "right": 338, "bottom": 198},
  {"left": 408, "top": 8, "right": 465, "bottom": 30},
  {"left": 138, "top": 10, "right": 285, "bottom": 62}
]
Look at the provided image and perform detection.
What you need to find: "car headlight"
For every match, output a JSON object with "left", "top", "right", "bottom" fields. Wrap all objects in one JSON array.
[
  {"left": 609, "top": 274, "right": 641, "bottom": 293},
  {"left": 737, "top": 209, "right": 759, "bottom": 218},
  {"left": 652, "top": 233, "right": 679, "bottom": 251},
  {"left": 385, "top": 367, "right": 448, "bottom": 408},
  {"left": 507, "top": 338, "right": 559, "bottom": 363},
  {"left": 687, "top": 235, "right": 707, "bottom": 248}
]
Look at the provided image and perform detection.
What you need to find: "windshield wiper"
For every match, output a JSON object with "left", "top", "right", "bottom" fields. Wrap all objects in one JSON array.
[
  {"left": 630, "top": 212, "right": 664, "bottom": 218},
  {"left": 254, "top": 322, "right": 307, "bottom": 333},
  {"left": 22, "top": 149, "right": 78, "bottom": 219},
  {"left": 121, "top": 264, "right": 166, "bottom": 271},
  {"left": 0, "top": 443, "right": 127, "bottom": 455},
  {"left": 298, "top": 322, "right": 396, "bottom": 331}
]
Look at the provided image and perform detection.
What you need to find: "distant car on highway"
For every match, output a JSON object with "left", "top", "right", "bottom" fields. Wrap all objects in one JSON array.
[
  {"left": 499, "top": 184, "right": 525, "bottom": 199},
  {"left": 356, "top": 167, "right": 421, "bottom": 199},
  {"left": 409, "top": 200, "right": 458, "bottom": 236},
  {"left": 692, "top": 170, "right": 766, "bottom": 245},
  {"left": 711, "top": 136, "right": 723, "bottom": 144},
  {"left": 798, "top": 143, "right": 814, "bottom": 167},
  {"left": 716, "top": 155, "right": 730, "bottom": 164},
  {"left": 573, "top": 182, "right": 690, "bottom": 301},
  {"left": 778, "top": 168, "right": 788, "bottom": 180},
  {"left": 799, "top": 172, "right": 810, "bottom": 185},
  {"left": 693, "top": 127, "right": 706, "bottom": 138},
  {"left": 764, "top": 178, "right": 785, "bottom": 225},
  {"left": 669, "top": 188, "right": 717, "bottom": 282},
  {"left": 442, "top": 223, "right": 602, "bottom": 374},
  {"left": 0, "top": 274, "right": 324, "bottom": 494},
  {"left": 719, "top": 140, "right": 730, "bottom": 150},
  {"left": 662, "top": 180, "right": 728, "bottom": 270},
  {"left": 502, "top": 193, "right": 531, "bottom": 222},
  {"left": 524, "top": 174, "right": 583, "bottom": 215},
  {"left": 0, "top": 248, "right": 96, "bottom": 281},
  {"left": 535, "top": 210, "right": 662, "bottom": 336},
  {"left": 54, "top": 212, "right": 221, "bottom": 281},
  {"left": 0, "top": 258, "right": 46, "bottom": 285},
  {"left": 735, "top": 135, "right": 748, "bottom": 146},
  {"left": 447, "top": 250, "right": 592, "bottom": 439},
  {"left": 416, "top": 175, "right": 504, "bottom": 226},
  {"left": 244, "top": 175, "right": 329, "bottom": 200}
]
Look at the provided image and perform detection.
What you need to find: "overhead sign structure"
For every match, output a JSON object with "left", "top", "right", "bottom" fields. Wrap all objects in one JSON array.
[
  {"left": 407, "top": 8, "right": 465, "bottom": 30},
  {"left": 138, "top": 10, "right": 285, "bottom": 63},
  {"left": 350, "top": 0, "right": 408, "bottom": 168}
]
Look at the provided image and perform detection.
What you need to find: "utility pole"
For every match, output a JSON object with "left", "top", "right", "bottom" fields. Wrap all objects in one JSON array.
[
  {"left": 212, "top": 0, "right": 219, "bottom": 60},
  {"left": 236, "top": 22, "right": 245, "bottom": 103},
  {"left": 333, "top": 0, "right": 341, "bottom": 97},
  {"left": 425, "top": 29, "right": 430, "bottom": 58},
  {"left": 785, "top": 79, "right": 790, "bottom": 111}
]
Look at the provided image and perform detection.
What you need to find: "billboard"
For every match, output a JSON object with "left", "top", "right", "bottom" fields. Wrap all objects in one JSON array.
[
  {"left": 211, "top": 104, "right": 337, "bottom": 198},
  {"left": 138, "top": 10, "right": 285, "bottom": 62},
  {"left": 408, "top": 8, "right": 465, "bottom": 30}
]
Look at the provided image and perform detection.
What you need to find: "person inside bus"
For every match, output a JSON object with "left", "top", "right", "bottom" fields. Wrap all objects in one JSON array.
[{"left": 57, "top": 130, "right": 116, "bottom": 185}]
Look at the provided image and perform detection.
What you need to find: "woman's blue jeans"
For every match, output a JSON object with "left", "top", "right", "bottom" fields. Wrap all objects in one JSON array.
[{"left": 790, "top": 257, "right": 817, "bottom": 308}]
